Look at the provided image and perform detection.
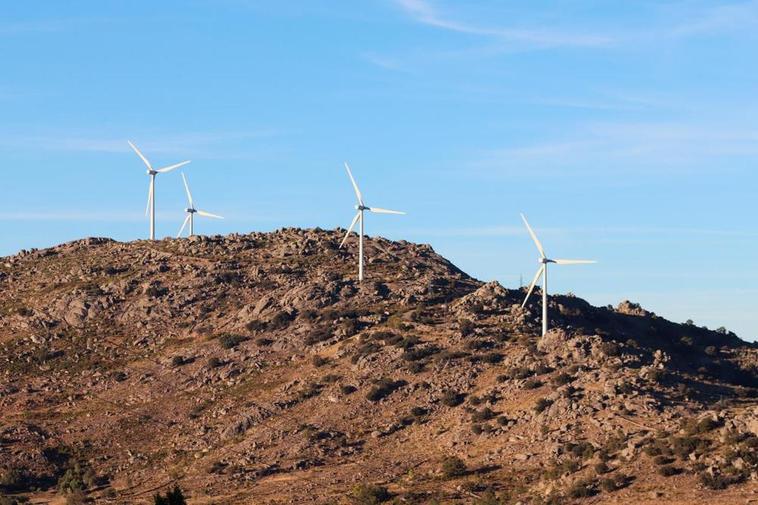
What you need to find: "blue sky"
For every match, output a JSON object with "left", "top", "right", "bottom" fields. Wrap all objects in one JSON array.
[{"left": 1, "top": 0, "right": 756, "bottom": 340}]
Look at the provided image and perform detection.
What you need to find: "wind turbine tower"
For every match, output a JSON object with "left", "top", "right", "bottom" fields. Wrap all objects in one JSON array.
[
  {"left": 340, "top": 162, "right": 405, "bottom": 282},
  {"left": 178, "top": 173, "right": 224, "bottom": 237},
  {"left": 128, "top": 141, "right": 191, "bottom": 240},
  {"left": 520, "top": 214, "right": 596, "bottom": 337}
]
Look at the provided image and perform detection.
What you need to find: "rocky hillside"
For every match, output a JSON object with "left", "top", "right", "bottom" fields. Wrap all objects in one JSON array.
[{"left": 0, "top": 229, "right": 756, "bottom": 504}]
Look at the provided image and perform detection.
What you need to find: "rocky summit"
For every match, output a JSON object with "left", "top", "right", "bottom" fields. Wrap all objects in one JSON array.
[{"left": 0, "top": 228, "right": 756, "bottom": 504}]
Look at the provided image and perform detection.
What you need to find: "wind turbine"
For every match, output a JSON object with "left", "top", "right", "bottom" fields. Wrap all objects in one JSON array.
[
  {"left": 128, "top": 141, "right": 191, "bottom": 241},
  {"left": 520, "top": 214, "right": 596, "bottom": 337},
  {"left": 340, "top": 162, "right": 405, "bottom": 282},
  {"left": 177, "top": 172, "right": 224, "bottom": 238}
]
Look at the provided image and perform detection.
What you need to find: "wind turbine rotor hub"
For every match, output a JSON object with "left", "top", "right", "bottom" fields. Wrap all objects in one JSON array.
[
  {"left": 356, "top": 205, "right": 368, "bottom": 211},
  {"left": 148, "top": 170, "right": 158, "bottom": 176},
  {"left": 186, "top": 208, "right": 196, "bottom": 214}
]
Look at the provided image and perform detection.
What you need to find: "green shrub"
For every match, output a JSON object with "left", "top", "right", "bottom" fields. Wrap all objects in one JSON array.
[
  {"left": 469, "top": 395, "right": 483, "bottom": 406},
  {"left": 459, "top": 320, "right": 475, "bottom": 336},
  {"left": 552, "top": 373, "right": 573, "bottom": 386},
  {"left": 268, "top": 310, "right": 295, "bottom": 330},
  {"left": 154, "top": 485, "right": 187, "bottom": 505},
  {"left": 297, "top": 382, "right": 323, "bottom": 401},
  {"left": 600, "top": 341, "right": 621, "bottom": 356},
  {"left": 648, "top": 368, "right": 666, "bottom": 383},
  {"left": 440, "top": 457, "right": 467, "bottom": 479},
  {"left": 322, "top": 374, "right": 341, "bottom": 384},
  {"left": 506, "top": 367, "right": 533, "bottom": 380},
  {"left": 682, "top": 417, "right": 720, "bottom": 436},
  {"left": 350, "top": 484, "right": 390, "bottom": 504},
  {"left": 245, "top": 320, "right": 267, "bottom": 333},
  {"left": 0, "top": 496, "right": 25, "bottom": 505},
  {"left": 534, "top": 398, "right": 553, "bottom": 413},
  {"left": 401, "top": 346, "right": 440, "bottom": 362},
  {"left": 473, "top": 490, "right": 507, "bottom": 505},
  {"left": 217, "top": 334, "right": 247, "bottom": 349},
  {"left": 65, "top": 490, "right": 86, "bottom": 505},
  {"left": 671, "top": 436, "right": 709, "bottom": 459},
  {"left": 523, "top": 378, "right": 543, "bottom": 389},
  {"left": 410, "top": 407, "right": 428, "bottom": 417},
  {"left": 340, "top": 385, "right": 357, "bottom": 395},
  {"left": 312, "top": 355, "right": 328, "bottom": 367},
  {"left": 545, "top": 459, "right": 581, "bottom": 479},
  {"left": 407, "top": 362, "right": 426, "bottom": 374},
  {"left": 599, "top": 477, "right": 616, "bottom": 493},
  {"left": 599, "top": 474, "right": 628, "bottom": 493},
  {"left": 58, "top": 463, "right": 95, "bottom": 495},
  {"left": 304, "top": 328, "right": 332, "bottom": 345},
  {"left": 654, "top": 455, "right": 674, "bottom": 466},
  {"left": 658, "top": 466, "right": 681, "bottom": 477},
  {"left": 466, "top": 340, "right": 495, "bottom": 351},
  {"left": 480, "top": 352, "right": 503, "bottom": 364},
  {"left": 145, "top": 285, "right": 167, "bottom": 298},
  {"left": 566, "top": 441, "right": 595, "bottom": 460},
  {"left": 0, "top": 467, "right": 28, "bottom": 492},
  {"left": 366, "top": 379, "right": 407, "bottom": 402},
  {"left": 471, "top": 408, "right": 496, "bottom": 422},
  {"left": 567, "top": 479, "right": 596, "bottom": 498},
  {"left": 442, "top": 390, "right": 465, "bottom": 407},
  {"left": 698, "top": 472, "right": 730, "bottom": 490},
  {"left": 594, "top": 462, "right": 610, "bottom": 475}
]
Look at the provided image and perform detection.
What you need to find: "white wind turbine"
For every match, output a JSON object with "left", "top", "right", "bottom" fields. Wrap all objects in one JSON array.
[
  {"left": 520, "top": 214, "right": 596, "bottom": 337},
  {"left": 177, "top": 173, "right": 224, "bottom": 238},
  {"left": 340, "top": 162, "right": 405, "bottom": 282},
  {"left": 128, "top": 141, "right": 191, "bottom": 240}
]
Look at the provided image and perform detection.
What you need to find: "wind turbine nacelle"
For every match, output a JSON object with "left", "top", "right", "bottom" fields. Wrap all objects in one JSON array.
[
  {"left": 356, "top": 205, "right": 368, "bottom": 211},
  {"left": 540, "top": 258, "right": 556, "bottom": 264},
  {"left": 148, "top": 169, "right": 158, "bottom": 176},
  {"left": 186, "top": 208, "right": 197, "bottom": 214}
]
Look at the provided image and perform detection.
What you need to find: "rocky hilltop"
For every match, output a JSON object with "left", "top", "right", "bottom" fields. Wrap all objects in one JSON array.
[{"left": 0, "top": 229, "right": 756, "bottom": 504}]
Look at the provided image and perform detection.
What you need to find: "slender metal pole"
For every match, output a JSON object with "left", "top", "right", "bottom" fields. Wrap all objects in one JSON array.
[
  {"left": 150, "top": 175, "right": 156, "bottom": 241},
  {"left": 358, "top": 210, "right": 364, "bottom": 282},
  {"left": 190, "top": 213, "right": 194, "bottom": 236},
  {"left": 542, "top": 265, "right": 548, "bottom": 337}
]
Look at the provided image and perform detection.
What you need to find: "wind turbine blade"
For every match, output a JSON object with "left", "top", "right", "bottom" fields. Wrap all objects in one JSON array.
[
  {"left": 177, "top": 214, "right": 190, "bottom": 238},
  {"left": 145, "top": 179, "right": 154, "bottom": 216},
  {"left": 339, "top": 212, "right": 361, "bottom": 248},
  {"left": 522, "top": 265, "right": 545, "bottom": 308},
  {"left": 368, "top": 207, "right": 406, "bottom": 215},
  {"left": 521, "top": 213, "right": 546, "bottom": 258},
  {"left": 156, "top": 160, "right": 191, "bottom": 173},
  {"left": 554, "top": 259, "right": 597, "bottom": 265},
  {"left": 128, "top": 141, "right": 152, "bottom": 170},
  {"left": 197, "top": 210, "right": 224, "bottom": 219},
  {"left": 181, "top": 172, "right": 194, "bottom": 207},
  {"left": 344, "top": 162, "right": 364, "bottom": 206}
]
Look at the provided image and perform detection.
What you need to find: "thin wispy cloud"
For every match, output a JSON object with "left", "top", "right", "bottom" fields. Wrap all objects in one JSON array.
[
  {"left": 0, "top": 130, "right": 285, "bottom": 158},
  {"left": 391, "top": 0, "right": 612, "bottom": 48},
  {"left": 406, "top": 225, "right": 758, "bottom": 239},
  {"left": 670, "top": 0, "right": 758, "bottom": 38},
  {"left": 472, "top": 121, "right": 758, "bottom": 176},
  {"left": 0, "top": 211, "right": 149, "bottom": 223},
  {"left": 0, "top": 17, "right": 108, "bottom": 36},
  {"left": 379, "top": 0, "right": 758, "bottom": 71}
]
